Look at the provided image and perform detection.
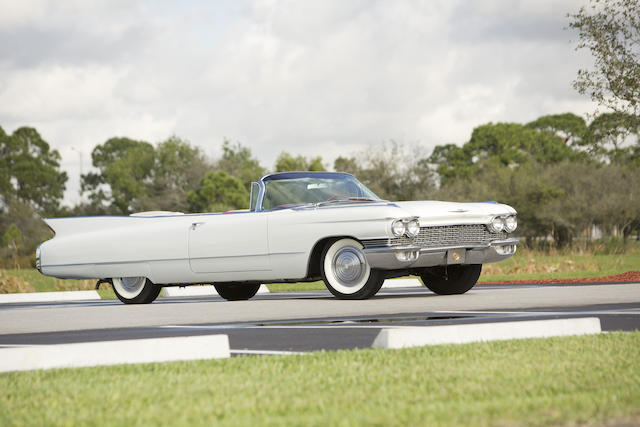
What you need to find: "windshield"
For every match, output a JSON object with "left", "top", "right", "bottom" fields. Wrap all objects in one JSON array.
[{"left": 262, "top": 174, "right": 380, "bottom": 210}]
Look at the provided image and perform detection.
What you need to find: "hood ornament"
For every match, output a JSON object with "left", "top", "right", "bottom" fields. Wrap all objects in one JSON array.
[{"left": 449, "top": 208, "right": 469, "bottom": 213}]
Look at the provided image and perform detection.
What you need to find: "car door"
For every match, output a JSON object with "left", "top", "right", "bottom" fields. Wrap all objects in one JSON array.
[{"left": 188, "top": 212, "right": 270, "bottom": 274}]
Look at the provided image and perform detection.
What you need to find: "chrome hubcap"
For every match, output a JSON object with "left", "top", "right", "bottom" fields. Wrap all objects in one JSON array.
[{"left": 332, "top": 247, "right": 365, "bottom": 286}]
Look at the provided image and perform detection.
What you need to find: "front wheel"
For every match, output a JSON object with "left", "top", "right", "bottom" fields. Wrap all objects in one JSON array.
[
  {"left": 214, "top": 283, "right": 261, "bottom": 301},
  {"left": 419, "top": 264, "right": 482, "bottom": 295},
  {"left": 111, "top": 277, "right": 161, "bottom": 304},
  {"left": 320, "top": 238, "right": 384, "bottom": 299}
]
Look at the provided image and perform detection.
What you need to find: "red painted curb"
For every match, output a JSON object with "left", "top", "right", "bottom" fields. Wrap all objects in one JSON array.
[{"left": 479, "top": 270, "right": 640, "bottom": 285}]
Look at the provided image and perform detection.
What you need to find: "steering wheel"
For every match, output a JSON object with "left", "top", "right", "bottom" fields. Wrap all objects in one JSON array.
[{"left": 327, "top": 193, "right": 348, "bottom": 201}]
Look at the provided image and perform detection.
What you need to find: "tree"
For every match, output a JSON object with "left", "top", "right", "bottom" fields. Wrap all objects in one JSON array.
[
  {"left": 334, "top": 142, "right": 436, "bottom": 201},
  {"left": 0, "top": 198, "right": 52, "bottom": 265},
  {"left": 2, "top": 223, "right": 22, "bottom": 268},
  {"left": 468, "top": 123, "right": 580, "bottom": 166},
  {"left": 0, "top": 127, "right": 11, "bottom": 201},
  {"left": 216, "top": 141, "right": 266, "bottom": 189},
  {"left": 333, "top": 156, "right": 360, "bottom": 175},
  {"left": 187, "top": 171, "right": 249, "bottom": 213},
  {"left": 0, "top": 126, "right": 67, "bottom": 214},
  {"left": 275, "top": 152, "right": 325, "bottom": 172},
  {"left": 139, "top": 136, "right": 210, "bottom": 212},
  {"left": 569, "top": 0, "right": 640, "bottom": 120},
  {"left": 525, "top": 113, "right": 588, "bottom": 146},
  {"left": 428, "top": 143, "right": 474, "bottom": 185},
  {"left": 81, "top": 137, "right": 156, "bottom": 214},
  {"left": 429, "top": 121, "right": 582, "bottom": 186},
  {"left": 436, "top": 157, "right": 640, "bottom": 247},
  {"left": 584, "top": 112, "right": 640, "bottom": 163}
]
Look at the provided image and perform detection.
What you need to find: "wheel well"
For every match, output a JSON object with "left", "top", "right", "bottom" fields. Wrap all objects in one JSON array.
[{"left": 306, "top": 236, "right": 359, "bottom": 279}]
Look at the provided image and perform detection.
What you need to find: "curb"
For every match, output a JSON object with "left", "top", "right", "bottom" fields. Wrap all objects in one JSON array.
[
  {"left": 0, "top": 290, "right": 101, "bottom": 304},
  {"left": 0, "top": 334, "right": 230, "bottom": 372},
  {"left": 372, "top": 317, "right": 602, "bottom": 349}
]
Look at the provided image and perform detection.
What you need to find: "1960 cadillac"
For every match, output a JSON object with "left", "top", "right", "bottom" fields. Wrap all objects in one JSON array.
[{"left": 37, "top": 171, "right": 517, "bottom": 304}]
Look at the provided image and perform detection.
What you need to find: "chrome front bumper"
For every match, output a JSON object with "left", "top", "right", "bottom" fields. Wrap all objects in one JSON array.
[{"left": 363, "top": 238, "right": 518, "bottom": 270}]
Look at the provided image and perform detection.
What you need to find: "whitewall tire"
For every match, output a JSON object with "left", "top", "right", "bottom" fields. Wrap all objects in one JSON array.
[
  {"left": 111, "top": 277, "right": 161, "bottom": 304},
  {"left": 320, "top": 238, "right": 384, "bottom": 299}
]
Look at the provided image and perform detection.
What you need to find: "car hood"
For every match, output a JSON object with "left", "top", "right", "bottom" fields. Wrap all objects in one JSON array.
[{"left": 393, "top": 200, "right": 516, "bottom": 226}]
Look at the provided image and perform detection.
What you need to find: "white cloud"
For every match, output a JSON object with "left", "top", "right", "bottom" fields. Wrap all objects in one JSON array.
[{"left": 0, "top": 0, "right": 597, "bottom": 205}]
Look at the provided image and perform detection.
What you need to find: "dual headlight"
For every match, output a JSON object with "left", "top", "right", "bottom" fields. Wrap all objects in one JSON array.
[
  {"left": 391, "top": 218, "right": 420, "bottom": 238},
  {"left": 488, "top": 215, "right": 517, "bottom": 233}
]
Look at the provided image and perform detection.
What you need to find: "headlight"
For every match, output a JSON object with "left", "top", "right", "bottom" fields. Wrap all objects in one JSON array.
[
  {"left": 391, "top": 220, "right": 406, "bottom": 237},
  {"left": 488, "top": 216, "right": 505, "bottom": 233},
  {"left": 406, "top": 219, "right": 420, "bottom": 237},
  {"left": 504, "top": 215, "right": 517, "bottom": 232}
]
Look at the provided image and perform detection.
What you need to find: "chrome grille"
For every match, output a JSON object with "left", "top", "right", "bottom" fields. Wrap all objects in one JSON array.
[{"left": 362, "top": 225, "right": 507, "bottom": 249}]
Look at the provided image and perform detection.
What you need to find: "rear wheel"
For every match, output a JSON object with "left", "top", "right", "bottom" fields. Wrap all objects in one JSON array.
[
  {"left": 419, "top": 264, "right": 482, "bottom": 295},
  {"left": 111, "top": 277, "right": 161, "bottom": 304},
  {"left": 214, "top": 283, "right": 261, "bottom": 301},
  {"left": 320, "top": 238, "right": 384, "bottom": 299}
]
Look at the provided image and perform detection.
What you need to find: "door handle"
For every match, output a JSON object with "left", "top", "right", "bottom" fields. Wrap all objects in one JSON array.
[{"left": 191, "top": 222, "right": 204, "bottom": 230}]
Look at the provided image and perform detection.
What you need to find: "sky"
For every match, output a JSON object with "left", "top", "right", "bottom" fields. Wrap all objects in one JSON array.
[{"left": 0, "top": 0, "right": 597, "bottom": 205}]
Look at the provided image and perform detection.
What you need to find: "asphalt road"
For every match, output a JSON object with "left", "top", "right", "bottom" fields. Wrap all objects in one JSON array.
[{"left": 1, "top": 283, "right": 639, "bottom": 354}]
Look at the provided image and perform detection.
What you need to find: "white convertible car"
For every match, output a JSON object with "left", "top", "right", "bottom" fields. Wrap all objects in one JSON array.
[{"left": 37, "top": 172, "right": 517, "bottom": 304}]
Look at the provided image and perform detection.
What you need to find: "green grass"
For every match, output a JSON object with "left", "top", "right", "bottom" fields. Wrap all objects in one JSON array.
[
  {"left": 0, "top": 268, "right": 116, "bottom": 298},
  {"left": 479, "top": 249, "right": 640, "bottom": 282},
  {"left": 1, "top": 332, "right": 639, "bottom": 426},
  {"left": 266, "top": 281, "right": 326, "bottom": 292},
  {"left": 1, "top": 268, "right": 71, "bottom": 292}
]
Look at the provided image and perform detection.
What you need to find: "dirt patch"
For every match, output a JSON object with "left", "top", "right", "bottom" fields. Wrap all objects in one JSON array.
[{"left": 479, "top": 270, "right": 640, "bottom": 285}]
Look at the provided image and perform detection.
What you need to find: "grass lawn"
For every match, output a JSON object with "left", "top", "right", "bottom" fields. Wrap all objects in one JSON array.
[
  {"left": 2, "top": 247, "right": 639, "bottom": 295},
  {"left": 0, "top": 268, "right": 116, "bottom": 298},
  {"left": 479, "top": 248, "right": 640, "bottom": 282},
  {"left": 1, "top": 332, "right": 639, "bottom": 426}
]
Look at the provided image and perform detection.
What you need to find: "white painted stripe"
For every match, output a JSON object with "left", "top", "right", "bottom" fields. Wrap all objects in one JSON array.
[
  {"left": 372, "top": 317, "right": 602, "bottom": 349},
  {"left": 161, "top": 284, "right": 269, "bottom": 297},
  {"left": 381, "top": 278, "right": 422, "bottom": 289},
  {"left": 162, "top": 324, "right": 411, "bottom": 330},
  {"left": 160, "top": 324, "right": 250, "bottom": 330},
  {"left": 0, "top": 335, "right": 230, "bottom": 372},
  {"left": 230, "top": 349, "right": 306, "bottom": 355},
  {"left": 436, "top": 309, "right": 640, "bottom": 316},
  {"left": 0, "top": 290, "right": 101, "bottom": 304}
]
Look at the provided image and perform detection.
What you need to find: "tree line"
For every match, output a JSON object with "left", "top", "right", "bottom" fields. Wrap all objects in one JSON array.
[{"left": 1, "top": 110, "right": 639, "bottom": 265}]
